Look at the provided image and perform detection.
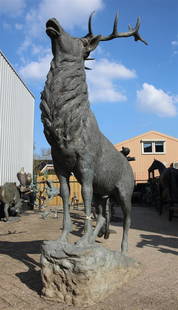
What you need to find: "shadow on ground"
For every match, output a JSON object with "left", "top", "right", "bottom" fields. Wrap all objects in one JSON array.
[
  {"left": 109, "top": 205, "right": 178, "bottom": 256},
  {"left": 137, "top": 234, "right": 178, "bottom": 255},
  {"left": 110, "top": 205, "right": 178, "bottom": 237},
  {"left": 0, "top": 239, "right": 43, "bottom": 294}
]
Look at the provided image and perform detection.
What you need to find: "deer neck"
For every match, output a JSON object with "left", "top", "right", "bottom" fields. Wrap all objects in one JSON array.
[
  {"left": 42, "top": 56, "right": 90, "bottom": 148},
  {"left": 46, "top": 56, "right": 89, "bottom": 106}
]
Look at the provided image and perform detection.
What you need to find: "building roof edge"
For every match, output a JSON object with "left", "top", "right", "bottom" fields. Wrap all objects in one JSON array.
[
  {"left": 0, "top": 49, "right": 35, "bottom": 99},
  {"left": 115, "top": 130, "right": 178, "bottom": 147}
]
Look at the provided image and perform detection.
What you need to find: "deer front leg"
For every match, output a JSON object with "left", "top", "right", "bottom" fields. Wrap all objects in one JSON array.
[
  {"left": 83, "top": 182, "right": 93, "bottom": 235},
  {"left": 76, "top": 179, "right": 94, "bottom": 246},
  {"left": 59, "top": 175, "right": 72, "bottom": 242}
]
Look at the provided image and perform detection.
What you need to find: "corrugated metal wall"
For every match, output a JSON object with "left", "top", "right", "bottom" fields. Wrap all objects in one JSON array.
[{"left": 0, "top": 51, "right": 34, "bottom": 185}]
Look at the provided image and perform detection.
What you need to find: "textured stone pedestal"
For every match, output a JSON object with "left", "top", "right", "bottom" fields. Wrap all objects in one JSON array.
[{"left": 41, "top": 241, "right": 140, "bottom": 307}]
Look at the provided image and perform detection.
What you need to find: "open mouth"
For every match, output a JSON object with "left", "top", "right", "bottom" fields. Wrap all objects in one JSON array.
[{"left": 46, "top": 18, "right": 60, "bottom": 37}]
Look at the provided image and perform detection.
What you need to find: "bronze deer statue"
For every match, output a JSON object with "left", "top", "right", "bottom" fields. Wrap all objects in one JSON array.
[{"left": 40, "top": 13, "right": 147, "bottom": 254}]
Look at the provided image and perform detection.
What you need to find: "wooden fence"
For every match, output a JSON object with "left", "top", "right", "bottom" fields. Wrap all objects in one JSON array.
[{"left": 37, "top": 174, "right": 83, "bottom": 207}]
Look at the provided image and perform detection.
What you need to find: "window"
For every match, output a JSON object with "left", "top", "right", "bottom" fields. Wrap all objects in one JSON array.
[
  {"left": 143, "top": 142, "right": 152, "bottom": 153},
  {"left": 155, "top": 141, "right": 164, "bottom": 153},
  {"left": 141, "top": 140, "right": 165, "bottom": 154}
]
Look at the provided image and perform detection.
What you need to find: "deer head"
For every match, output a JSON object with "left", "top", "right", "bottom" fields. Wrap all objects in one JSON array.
[{"left": 46, "top": 12, "right": 147, "bottom": 66}]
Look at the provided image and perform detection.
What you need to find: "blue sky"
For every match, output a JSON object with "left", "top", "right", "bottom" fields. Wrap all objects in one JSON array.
[{"left": 0, "top": 0, "right": 178, "bottom": 154}]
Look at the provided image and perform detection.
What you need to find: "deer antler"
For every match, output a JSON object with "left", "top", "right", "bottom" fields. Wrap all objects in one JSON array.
[
  {"left": 85, "top": 12, "right": 148, "bottom": 45},
  {"left": 99, "top": 14, "right": 148, "bottom": 45},
  {"left": 84, "top": 11, "right": 95, "bottom": 38}
]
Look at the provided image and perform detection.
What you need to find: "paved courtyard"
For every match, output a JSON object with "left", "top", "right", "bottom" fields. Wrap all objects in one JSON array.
[{"left": 0, "top": 204, "right": 178, "bottom": 310}]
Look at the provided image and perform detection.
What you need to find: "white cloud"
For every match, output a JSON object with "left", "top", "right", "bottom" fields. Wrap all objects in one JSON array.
[
  {"left": 0, "top": 0, "right": 25, "bottom": 16},
  {"left": 171, "top": 38, "right": 178, "bottom": 56},
  {"left": 37, "top": 0, "right": 103, "bottom": 30},
  {"left": 171, "top": 40, "right": 178, "bottom": 46},
  {"left": 137, "top": 83, "right": 177, "bottom": 117},
  {"left": 90, "top": 58, "right": 136, "bottom": 79},
  {"left": 19, "top": 53, "right": 52, "bottom": 80},
  {"left": 2, "top": 22, "right": 11, "bottom": 30},
  {"left": 18, "top": 38, "right": 32, "bottom": 54},
  {"left": 18, "top": 0, "right": 104, "bottom": 54},
  {"left": 23, "top": 0, "right": 103, "bottom": 39},
  {"left": 31, "top": 45, "right": 46, "bottom": 55},
  {"left": 87, "top": 58, "right": 136, "bottom": 103},
  {"left": 15, "top": 23, "right": 23, "bottom": 30}
]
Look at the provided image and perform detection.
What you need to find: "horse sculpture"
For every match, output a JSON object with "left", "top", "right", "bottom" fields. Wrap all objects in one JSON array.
[
  {"left": 148, "top": 159, "right": 178, "bottom": 218},
  {"left": 40, "top": 13, "right": 147, "bottom": 254},
  {"left": 148, "top": 159, "right": 166, "bottom": 179}
]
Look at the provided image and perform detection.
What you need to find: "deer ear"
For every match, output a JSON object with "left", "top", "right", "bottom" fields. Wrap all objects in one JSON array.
[{"left": 88, "top": 35, "right": 101, "bottom": 52}]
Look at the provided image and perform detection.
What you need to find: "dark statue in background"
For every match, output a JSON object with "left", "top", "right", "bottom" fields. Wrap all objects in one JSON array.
[
  {"left": 121, "top": 147, "right": 136, "bottom": 162},
  {"left": 17, "top": 167, "right": 32, "bottom": 188},
  {"left": 40, "top": 12, "right": 147, "bottom": 254},
  {"left": 148, "top": 159, "right": 178, "bottom": 219},
  {"left": 0, "top": 183, "right": 22, "bottom": 221},
  {"left": 17, "top": 167, "right": 35, "bottom": 210},
  {"left": 45, "top": 180, "right": 59, "bottom": 202},
  {"left": 0, "top": 168, "right": 36, "bottom": 221}
]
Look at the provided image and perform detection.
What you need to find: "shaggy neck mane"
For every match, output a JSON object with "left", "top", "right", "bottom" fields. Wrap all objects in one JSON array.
[{"left": 41, "top": 56, "right": 90, "bottom": 147}]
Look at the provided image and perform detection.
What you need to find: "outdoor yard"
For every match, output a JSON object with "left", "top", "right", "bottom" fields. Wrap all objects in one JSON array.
[{"left": 0, "top": 204, "right": 178, "bottom": 310}]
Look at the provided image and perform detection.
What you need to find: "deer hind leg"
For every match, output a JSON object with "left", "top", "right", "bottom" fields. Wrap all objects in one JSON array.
[
  {"left": 58, "top": 175, "right": 72, "bottom": 242},
  {"left": 92, "top": 205, "right": 106, "bottom": 241},
  {"left": 95, "top": 197, "right": 110, "bottom": 239},
  {"left": 103, "top": 197, "right": 111, "bottom": 239},
  {"left": 115, "top": 185, "right": 132, "bottom": 255}
]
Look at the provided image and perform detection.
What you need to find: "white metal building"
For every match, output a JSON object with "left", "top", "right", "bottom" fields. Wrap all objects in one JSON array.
[{"left": 0, "top": 50, "right": 34, "bottom": 185}]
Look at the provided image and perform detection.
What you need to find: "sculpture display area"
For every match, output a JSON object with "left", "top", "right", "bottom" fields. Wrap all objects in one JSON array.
[
  {"left": 40, "top": 12, "right": 147, "bottom": 306},
  {"left": 0, "top": 168, "right": 34, "bottom": 221}
]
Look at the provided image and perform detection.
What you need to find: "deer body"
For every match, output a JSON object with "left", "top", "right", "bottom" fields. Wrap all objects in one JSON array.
[{"left": 41, "top": 15, "right": 147, "bottom": 253}]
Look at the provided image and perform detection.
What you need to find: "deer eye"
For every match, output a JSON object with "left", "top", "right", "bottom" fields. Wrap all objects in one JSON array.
[{"left": 80, "top": 38, "right": 88, "bottom": 47}]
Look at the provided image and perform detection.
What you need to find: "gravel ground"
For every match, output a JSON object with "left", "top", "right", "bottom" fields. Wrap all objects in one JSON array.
[{"left": 0, "top": 205, "right": 178, "bottom": 310}]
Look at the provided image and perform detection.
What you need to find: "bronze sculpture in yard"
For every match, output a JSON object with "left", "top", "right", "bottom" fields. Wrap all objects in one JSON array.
[
  {"left": 17, "top": 167, "right": 35, "bottom": 210},
  {"left": 17, "top": 167, "right": 32, "bottom": 189},
  {"left": 40, "top": 12, "right": 147, "bottom": 254},
  {"left": 148, "top": 159, "right": 178, "bottom": 220},
  {"left": 45, "top": 180, "right": 59, "bottom": 202},
  {"left": 40, "top": 13, "right": 147, "bottom": 305},
  {"left": 0, "top": 183, "right": 22, "bottom": 221}
]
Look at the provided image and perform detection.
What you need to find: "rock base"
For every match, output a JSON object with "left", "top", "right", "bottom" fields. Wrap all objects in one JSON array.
[{"left": 41, "top": 240, "right": 140, "bottom": 307}]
